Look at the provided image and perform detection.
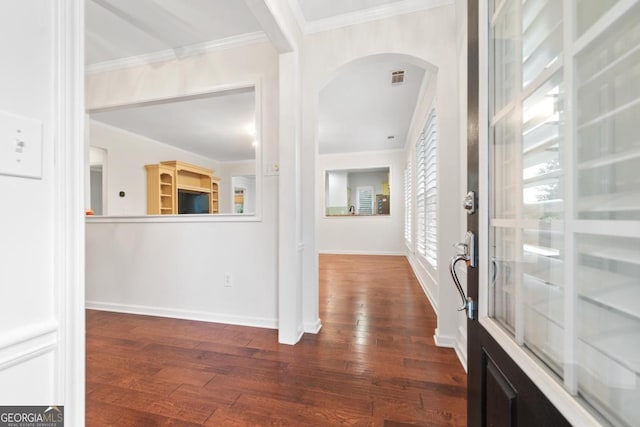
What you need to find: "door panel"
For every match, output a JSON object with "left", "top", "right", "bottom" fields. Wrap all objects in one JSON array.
[
  {"left": 484, "top": 353, "right": 517, "bottom": 427},
  {"left": 467, "top": 1, "right": 640, "bottom": 426},
  {"left": 469, "top": 325, "right": 570, "bottom": 427}
]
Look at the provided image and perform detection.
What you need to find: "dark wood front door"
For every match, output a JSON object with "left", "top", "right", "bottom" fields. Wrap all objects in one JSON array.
[{"left": 465, "top": 2, "right": 569, "bottom": 426}]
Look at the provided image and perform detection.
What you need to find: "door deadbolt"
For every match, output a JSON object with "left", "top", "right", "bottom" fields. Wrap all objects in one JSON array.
[{"left": 463, "top": 191, "right": 476, "bottom": 214}]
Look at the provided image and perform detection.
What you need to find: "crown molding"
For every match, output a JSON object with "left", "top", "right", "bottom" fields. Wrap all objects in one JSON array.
[
  {"left": 290, "top": 0, "right": 453, "bottom": 34},
  {"left": 86, "top": 31, "right": 269, "bottom": 75}
]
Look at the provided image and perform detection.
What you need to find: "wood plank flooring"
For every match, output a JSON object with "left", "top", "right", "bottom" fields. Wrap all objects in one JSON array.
[{"left": 86, "top": 254, "right": 467, "bottom": 426}]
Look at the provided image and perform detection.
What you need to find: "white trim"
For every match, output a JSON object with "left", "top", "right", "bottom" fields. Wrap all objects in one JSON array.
[
  {"left": 86, "top": 31, "right": 269, "bottom": 75},
  {"left": 455, "top": 325, "right": 468, "bottom": 373},
  {"left": 289, "top": 0, "right": 453, "bottom": 34},
  {"left": 433, "top": 328, "right": 456, "bottom": 347},
  {"left": 304, "top": 319, "right": 322, "bottom": 334},
  {"left": 87, "top": 80, "right": 258, "bottom": 112},
  {"left": 86, "top": 214, "right": 262, "bottom": 223},
  {"left": 320, "top": 148, "right": 405, "bottom": 158},
  {"left": 407, "top": 255, "right": 438, "bottom": 313},
  {"left": 85, "top": 301, "right": 278, "bottom": 330},
  {"left": 0, "top": 321, "right": 58, "bottom": 371},
  {"left": 54, "top": 0, "right": 85, "bottom": 423},
  {"left": 319, "top": 250, "right": 405, "bottom": 256}
]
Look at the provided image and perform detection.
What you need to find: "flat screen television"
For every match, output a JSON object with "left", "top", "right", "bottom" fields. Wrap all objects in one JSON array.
[{"left": 178, "top": 190, "right": 210, "bottom": 214}]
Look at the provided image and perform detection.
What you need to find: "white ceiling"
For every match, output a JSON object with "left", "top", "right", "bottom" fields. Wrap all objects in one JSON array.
[
  {"left": 85, "top": 0, "right": 433, "bottom": 160},
  {"left": 296, "top": 0, "right": 404, "bottom": 22},
  {"left": 319, "top": 58, "right": 426, "bottom": 154},
  {"left": 90, "top": 88, "right": 256, "bottom": 162},
  {"left": 85, "top": 0, "right": 263, "bottom": 66},
  {"left": 291, "top": 0, "right": 452, "bottom": 32}
]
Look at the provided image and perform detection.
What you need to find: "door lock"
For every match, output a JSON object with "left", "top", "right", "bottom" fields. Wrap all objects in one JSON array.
[{"left": 463, "top": 191, "right": 476, "bottom": 215}]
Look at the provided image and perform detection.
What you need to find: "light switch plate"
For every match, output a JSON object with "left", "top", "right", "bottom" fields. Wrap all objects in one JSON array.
[{"left": 0, "top": 110, "right": 43, "bottom": 179}]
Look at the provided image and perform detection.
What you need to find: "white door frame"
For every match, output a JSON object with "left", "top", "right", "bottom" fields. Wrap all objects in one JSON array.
[{"left": 54, "top": 0, "right": 85, "bottom": 424}]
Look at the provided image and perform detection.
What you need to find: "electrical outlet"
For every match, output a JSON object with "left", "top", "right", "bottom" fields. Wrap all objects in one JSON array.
[{"left": 223, "top": 272, "right": 232, "bottom": 287}]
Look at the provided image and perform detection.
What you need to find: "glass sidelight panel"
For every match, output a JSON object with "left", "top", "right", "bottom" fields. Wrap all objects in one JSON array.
[
  {"left": 576, "top": 234, "right": 640, "bottom": 426},
  {"left": 575, "top": 5, "right": 640, "bottom": 221},
  {"left": 491, "top": 227, "right": 517, "bottom": 333},
  {"left": 492, "top": 0, "right": 518, "bottom": 114},
  {"left": 487, "top": 1, "right": 640, "bottom": 425}
]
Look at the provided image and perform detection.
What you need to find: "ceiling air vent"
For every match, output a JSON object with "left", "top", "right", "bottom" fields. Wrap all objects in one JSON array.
[{"left": 391, "top": 70, "right": 405, "bottom": 85}]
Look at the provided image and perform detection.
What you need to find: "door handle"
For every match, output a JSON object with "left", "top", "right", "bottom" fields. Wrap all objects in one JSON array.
[{"left": 450, "top": 231, "right": 476, "bottom": 319}]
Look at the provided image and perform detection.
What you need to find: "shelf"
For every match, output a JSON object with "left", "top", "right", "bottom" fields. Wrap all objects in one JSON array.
[
  {"left": 147, "top": 161, "right": 220, "bottom": 215},
  {"left": 176, "top": 184, "right": 211, "bottom": 193}
]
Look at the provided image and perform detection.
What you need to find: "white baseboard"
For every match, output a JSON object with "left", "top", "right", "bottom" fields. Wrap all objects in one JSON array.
[
  {"left": 86, "top": 301, "right": 278, "bottom": 330},
  {"left": 433, "top": 328, "right": 456, "bottom": 348},
  {"left": 407, "top": 255, "right": 438, "bottom": 314},
  {"left": 455, "top": 338, "right": 468, "bottom": 373},
  {"left": 304, "top": 319, "right": 322, "bottom": 334},
  {"left": 0, "top": 321, "right": 58, "bottom": 371},
  {"left": 456, "top": 324, "right": 468, "bottom": 372}
]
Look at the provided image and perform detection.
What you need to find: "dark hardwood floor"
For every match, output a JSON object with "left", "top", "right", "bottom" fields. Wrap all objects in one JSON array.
[{"left": 86, "top": 254, "right": 467, "bottom": 426}]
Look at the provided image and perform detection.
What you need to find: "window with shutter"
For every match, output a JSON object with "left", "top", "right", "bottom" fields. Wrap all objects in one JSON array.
[{"left": 416, "top": 108, "right": 438, "bottom": 268}]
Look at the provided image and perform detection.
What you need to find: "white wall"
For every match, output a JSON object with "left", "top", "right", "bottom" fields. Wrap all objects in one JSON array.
[
  {"left": 318, "top": 150, "right": 405, "bottom": 255},
  {"left": 86, "top": 41, "right": 281, "bottom": 328},
  {"left": 402, "top": 66, "right": 464, "bottom": 353},
  {"left": 86, "top": 218, "right": 278, "bottom": 327},
  {"left": 0, "top": 0, "right": 59, "bottom": 405},
  {"left": 300, "top": 5, "right": 464, "bottom": 348},
  {"left": 88, "top": 120, "right": 222, "bottom": 216},
  {"left": 326, "top": 171, "right": 348, "bottom": 207}
]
